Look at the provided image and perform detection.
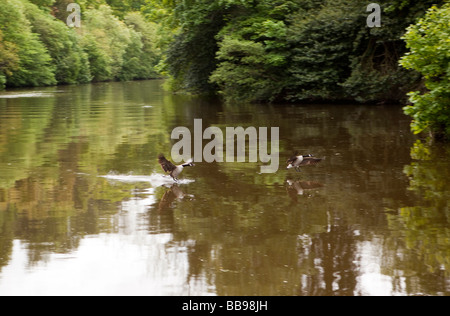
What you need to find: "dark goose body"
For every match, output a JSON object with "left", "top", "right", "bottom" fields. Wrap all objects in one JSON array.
[
  {"left": 287, "top": 154, "right": 323, "bottom": 171},
  {"left": 158, "top": 154, "right": 194, "bottom": 181}
]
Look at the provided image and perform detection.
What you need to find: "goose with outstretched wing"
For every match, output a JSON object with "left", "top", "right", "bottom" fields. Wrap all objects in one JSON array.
[
  {"left": 158, "top": 154, "right": 194, "bottom": 181},
  {"left": 287, "top": 153, "right": 323, "bottom": 172}
]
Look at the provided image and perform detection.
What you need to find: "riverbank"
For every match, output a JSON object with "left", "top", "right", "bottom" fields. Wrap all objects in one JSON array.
[{"left": 2, "top": 0, "right": 449, "bottom": 139}]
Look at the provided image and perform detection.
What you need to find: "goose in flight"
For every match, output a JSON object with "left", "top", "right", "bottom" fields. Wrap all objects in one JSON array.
[
  {"left": 158, "top": 154, "right": 194, "bottom": 181},
  {"left": 287, "top": 153, "right": 323, "bottom": 172}
]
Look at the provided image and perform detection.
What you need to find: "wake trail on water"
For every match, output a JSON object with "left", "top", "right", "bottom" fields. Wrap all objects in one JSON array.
[{"left": 100, "top": 172, "right": 195, "bottom": 187}]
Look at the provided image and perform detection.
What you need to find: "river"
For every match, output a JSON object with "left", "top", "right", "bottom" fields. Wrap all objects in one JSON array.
[{"left": 0, "top": 80, "right": 448, "bottom": 296}]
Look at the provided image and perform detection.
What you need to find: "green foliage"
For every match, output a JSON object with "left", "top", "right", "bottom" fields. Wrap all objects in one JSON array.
[
  {"left": 79, "top": 33, "right": 112, "bottom": 82},
  {"left": 0, "top": 29, "right": 19, "bottom": 82},
  {"left": 1, "top": 0, "right": 448, "bottom": 111},
  {"left": 165, "top": 0, "right": 294, "bottom": 98},
  {"left": 286, "top": 1, "right": 361, "bottom": 101},
  {"left": 81, "top": 4, "right": 162, "bottom": 83},
  {"left": 78, "top": 3, "right": 162, "bottom": 82},
  {"left": 82, "top": 5, "right": 133, "bottom": 80},
  {"left": 28, "top": 0, "right": 54, "bottom": 8},
  {"left": 341, "top": 0, "right": 446, "bottom": 103},
  {"left": 210, "top": 36, "right": 285, "bottom": 102},
  {"left": 164, "top": 0, "right": 229, "bottom": 94},
  {"left": 106, "top": 0, "right": 147, "bottom": 19},
  {"left": 161, "top": 0, "right": 447, "bottom": 105},
  {"left": 0, "top": 0, "right": 56, "bottom": 88},
  {"left": 209, "top": 5, "right": 292, "bottom": 102},
  {"left": 0, "top": 75, "right": 5, "bottom": 90},
  {"left": 22, "top": 0, "right": 91, "bottom": 84},
  {"left": 285, "top": 0, "right": 440, "bottom": 102},
  {"left": 120, "top": 12, "right": 160, "bottom": 80},
  {"left": 400, "top": 2, "right": 450, "bottom": 139},
  {"left": 0, "top": 0, "right": 161, "bottom": 88}
]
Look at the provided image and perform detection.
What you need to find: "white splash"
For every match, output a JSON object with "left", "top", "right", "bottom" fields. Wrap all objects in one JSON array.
[{"left": 101, "top": 173, "right": 194, "bottom": 187}]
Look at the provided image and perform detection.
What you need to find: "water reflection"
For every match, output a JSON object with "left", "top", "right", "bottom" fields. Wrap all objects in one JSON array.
[
  {"left": 158, "top": 184, "right": 193, "bottom": 212},
  {"left": 387, "top": 141, "right": 450, "bottom": 294},
  {"left": 0, "top": 80, "right": 448, "bottom": 295},
  {"left": 286, "top": 179, "right": 324, "bottom": 201}
]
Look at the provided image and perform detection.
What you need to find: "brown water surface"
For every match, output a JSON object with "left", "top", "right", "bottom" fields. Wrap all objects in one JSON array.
[{"left": 0, "top": 80, "right": 448, "bottom": 295}]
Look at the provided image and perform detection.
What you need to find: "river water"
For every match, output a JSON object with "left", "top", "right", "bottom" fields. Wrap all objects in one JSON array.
[{"left": 0, "top": 80, "right": 448, "bottom": 296}]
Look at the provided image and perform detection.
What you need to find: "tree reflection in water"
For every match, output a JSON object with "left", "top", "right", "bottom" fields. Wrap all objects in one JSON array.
[
  {"left": 0, "top": 81, "right": 449, "bottom": 295},
  {"left": 385, "top": 140, "right": 450, "bottom": 294}
]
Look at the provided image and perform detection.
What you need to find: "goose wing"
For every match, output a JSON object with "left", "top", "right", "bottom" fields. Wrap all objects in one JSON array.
[
  {"left": 287, "top": 154, "right": 300, "bottom": 165},
  {"left": 300, "top": 157, "right": 323, "bottom": 166},
  {"left": 158, "top": 154, "right": 177, "bottom": 173}
]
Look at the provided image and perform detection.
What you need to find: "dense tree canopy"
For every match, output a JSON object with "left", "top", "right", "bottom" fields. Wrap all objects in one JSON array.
[
  {"left": 400, "top": 2, "right": 450, "bottom": 140},
  {"left": 0, "top": 0, "right": 448, "bottom": 139},
  {"left": 0, "top": 0, "right": 56, "bottom": 87},
  {"left": 0, "top": 0, "right": 161, "bottom": 88},
  {"left": 161, "top": 0, "right": 447, "bottom": 104}
]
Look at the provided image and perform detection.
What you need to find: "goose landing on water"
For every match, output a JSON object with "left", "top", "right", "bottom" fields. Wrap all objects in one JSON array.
[
  {"left": 158, "top": 154, "right": 195, "bottom": 182},
  {"left": 287, "top": 153, "right": 323, "bottom": 172}
]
